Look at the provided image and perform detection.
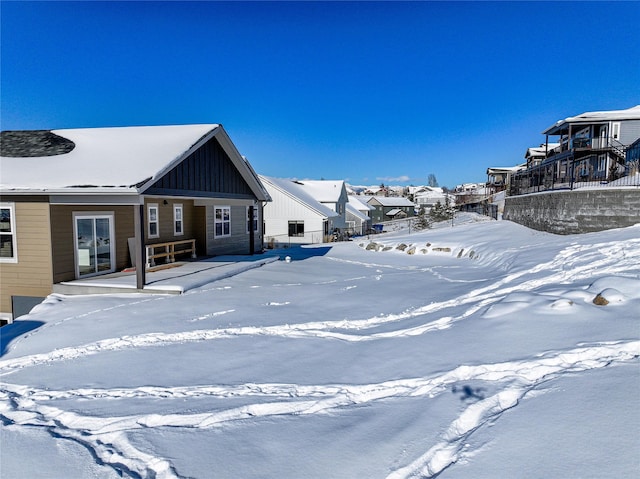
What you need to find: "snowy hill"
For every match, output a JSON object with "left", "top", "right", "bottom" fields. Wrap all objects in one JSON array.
[{"left": 1, "top": 214, "right": 639, "bottom": 478}]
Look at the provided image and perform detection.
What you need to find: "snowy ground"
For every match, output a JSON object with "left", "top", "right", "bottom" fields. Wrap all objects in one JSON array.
[{"left": 1, "top": 214, "right": 639, "bottom": 478}]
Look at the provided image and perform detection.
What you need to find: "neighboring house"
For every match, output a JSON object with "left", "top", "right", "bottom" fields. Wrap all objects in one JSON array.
[
  {"left": 366, "top": 196, "right": 415, "bottom": 223},
  {"left": 0, "top": 124, "right": 270, "bottom": 320},
  {"left": 486, "top": 164, "right": 526, "bottom": 193},
  {"left": 346, "top": 195, "right": 373, "bottom": 235},
  {"left": 525, "top": 143, "right": 560, "bottom": 168},
  {"left": 413, "top": 187, "right": 449, "bottom": 210},
  {"left": 259, "top": 176, "right": 343, "bottom": 247},
  {"left": 541, "top": 105, "right": 640, "bottom": 183},
  {"left": 295, "top": 180, "right": 348, "bottom": 230}
]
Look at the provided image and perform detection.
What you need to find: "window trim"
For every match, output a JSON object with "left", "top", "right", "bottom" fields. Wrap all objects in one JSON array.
[
  {"left": 173, "top": 204, "right": 184, "bottom": 236},
  {"left": 0, "top": 203, "right": 18, "bottom": 263},
  {"left": 612, "top": 122, "right": 620, "bottom": 141},
  {"left": 288, "top": 220, "right": 305, "bottom": 237},
  {"left": 148, "top": 203, "right": 159, "bottom": 239},
  {"left": 246, "top": 206, "right": 258, "bottom": 234},
  {"left": 214, "top": 206, "right": 231, "bottom": 238},
  {"left": 73, "top": 212, "right": 116, "bottom": 278}
]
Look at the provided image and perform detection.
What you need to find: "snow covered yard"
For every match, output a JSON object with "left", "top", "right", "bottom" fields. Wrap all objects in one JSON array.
[{"left": 1, "top": 214, "right": 639, "bottom": 479}]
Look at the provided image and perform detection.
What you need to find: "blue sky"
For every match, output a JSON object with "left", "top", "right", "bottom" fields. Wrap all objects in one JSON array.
[{"left": 2, "top": 1, "right": 639, "bottom": 188}]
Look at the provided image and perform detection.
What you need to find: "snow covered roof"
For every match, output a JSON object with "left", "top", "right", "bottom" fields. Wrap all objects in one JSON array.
[
  {"left": 367, "top": 196, "right": 414, "bottom": 207},
  {"left": 347, "top": 195, "right": 375, "bottom": 212},
  {"left": 0, "top": 124, "right": 270, "bottom": 201},
  {"left": 525, "top": 144, "right": 560, "bottom": 159},
  {"left": 294, "top": 180, "right": 345, "bottom": 203},
  {"left": 259, "top": 176, "right": 339, "bottom": 218},
  {"left": 543, "top": 105, "right": 640, "bottom": 135},
  {"left": 486, "top": 165, "right": 526, "bottom": 175},
  {"left": 346, "top": 202, "right": 370, "bottom": 222},
  {"left": 414, "top": 189, "right": 446, "bottom": 199},
  {"left": 385, "top": 208, "right": 406, "bottom": 217}
]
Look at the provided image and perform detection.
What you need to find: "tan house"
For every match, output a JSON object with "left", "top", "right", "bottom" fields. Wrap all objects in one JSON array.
[{"left": 0, "top": 124, "right": 270, "bottom": 321}]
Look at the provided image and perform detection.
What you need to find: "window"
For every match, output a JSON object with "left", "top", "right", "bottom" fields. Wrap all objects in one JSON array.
[
  {"left": 148, "top": 204, "right": 159, "bottom": 239},
  {"left": 246, "top": 206, "right": 258, "bottom": 233},
  {"left": 288, "top": 220, "right": 304, "bottom": 237},
  {"left": 598, "top": 155, "right": 606, "bottom": 172},
  {"left": 215, "top": 206, "right": 231, "bottom": 238},
  {"left": 174, "top": 204, "right": 183, "bottom": 236},
  {"left": 74, "top": 213, "right": 115, "bottom": 278},
  {"left": 0, "top": 203, "right": 17, "bottom": 262},
  {"left": 612, "top": 122, "right": 620, "bottom": 141}
]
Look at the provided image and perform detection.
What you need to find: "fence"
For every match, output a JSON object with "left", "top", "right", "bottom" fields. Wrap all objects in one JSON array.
[
  {"left": 264, "top": 227, "right": 363, "bottom": 249},
  {"left": 509, "top": 161, "right": 640, "bottom": 196}
]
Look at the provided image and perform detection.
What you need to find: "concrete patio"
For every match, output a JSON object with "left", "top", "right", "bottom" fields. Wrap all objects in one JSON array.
[{"left": 53, "top": 255, "right": 280, "bottom": 295}]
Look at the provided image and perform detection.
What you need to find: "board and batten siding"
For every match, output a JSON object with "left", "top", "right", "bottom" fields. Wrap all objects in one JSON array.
[
  {"left": 0, "top": 199, "right": 53, "bottom": 316},
  {"left": 143, "top": 137, "right": 256, "bottom": 199},
  {"left": 50, "top": 205, "right": 135, "bottom": 283}
]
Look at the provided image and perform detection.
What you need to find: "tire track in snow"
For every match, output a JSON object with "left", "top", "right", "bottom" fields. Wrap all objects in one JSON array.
[{"left": 1, "top": 341, "right": 637, "bottom": 479}]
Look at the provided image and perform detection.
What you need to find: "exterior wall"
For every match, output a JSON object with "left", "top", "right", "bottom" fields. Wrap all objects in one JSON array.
[
  {"left": 367, "top": 199, "right": 415, "bottom": 223},
  {"left": 143, "top": 199, "right": 196, "bottom": 245},
  {"left": 50, "top": 205, "right": 135, "bottom": 283},
  {"left": 262, "top": 186, "right": 329, "bottom": 246},
  {"left": 204, "top": 202, "right": 263, "bottom": 255},
  {"left": 0, "top": 198, "right": 53, "bottom": 317},
  {"left": 503, "top": 189, "right": 640, "bottom": 234},
  {"left": 620, "top": 120, "right": 640, "bottom": 145}
]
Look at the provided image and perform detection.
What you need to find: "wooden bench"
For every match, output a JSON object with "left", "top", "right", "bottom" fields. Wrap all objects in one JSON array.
[{"left": 146, "top": 239, "right": 196, "bottom": 267}]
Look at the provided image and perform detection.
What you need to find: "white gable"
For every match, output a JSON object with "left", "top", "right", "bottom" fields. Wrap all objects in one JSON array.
[{"left": 259, "top": 176, "right": 338, "bottom": 218}]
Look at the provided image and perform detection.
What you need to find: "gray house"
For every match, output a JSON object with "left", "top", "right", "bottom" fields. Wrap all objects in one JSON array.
[
  {"left": 366, "top": 196, "right": 415, "bottom": 223},
  {"left": 541, "top": 105, "right": 640, "bottom": 183}
]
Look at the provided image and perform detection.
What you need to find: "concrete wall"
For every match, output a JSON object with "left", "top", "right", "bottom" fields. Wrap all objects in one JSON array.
[{"left": 503, "top": 188, "right": 640, "bottom": 234}]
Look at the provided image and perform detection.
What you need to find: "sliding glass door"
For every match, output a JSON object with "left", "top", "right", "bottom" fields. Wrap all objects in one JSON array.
[{"left": 74, "top": 214, "right": 115, "bottom": 278}]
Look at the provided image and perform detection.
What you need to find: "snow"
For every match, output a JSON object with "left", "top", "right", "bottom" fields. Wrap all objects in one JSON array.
[
  {"left": 368, "top": 196, "right": 415, "bottom": 207},
  {"left": 1, "top": 213, "right": 639, "bottom": 479},
  {"left": 295, "top": 180, "right": 346, "bottom": 203},
  {"left": 259, "top": 175, "right": 339, "bottom": 218},
  {"left": 0, "top": 125, "right": 217, "bottom": 191}
]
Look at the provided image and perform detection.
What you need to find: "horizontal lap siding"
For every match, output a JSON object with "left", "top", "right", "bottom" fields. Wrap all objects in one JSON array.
[
  {"left": 205, "top": 204, "right": 256, "bottom": 256},
  {"left": 51, "top": 205, "right": 135, "bottom": 283},
  {"left": 144, "top": 199, "right": 196, "bottom": 245},
  {"left": 0, "top": 201, "right": 53, "bottom": 315}
]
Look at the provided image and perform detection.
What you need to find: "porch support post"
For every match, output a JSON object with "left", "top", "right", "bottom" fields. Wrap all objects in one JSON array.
[
  {"left": 249, "top": 205, "right": 255, "bottom": 255},
  {"left": 134, "top": 204, "right": 146, "bottom": 289}
]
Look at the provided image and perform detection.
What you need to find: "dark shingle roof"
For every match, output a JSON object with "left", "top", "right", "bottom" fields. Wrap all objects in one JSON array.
[{"left": 0, "top": 130, "right": 76, "bottom": 157}]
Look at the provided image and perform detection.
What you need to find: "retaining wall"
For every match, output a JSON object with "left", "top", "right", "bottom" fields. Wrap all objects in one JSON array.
[{"left": 503, "top": 188, "right": 640, "bottom": 234}]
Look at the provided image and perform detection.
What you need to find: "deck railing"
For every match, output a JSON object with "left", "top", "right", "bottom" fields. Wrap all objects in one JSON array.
[{"left": 146, "top": 239, "right": 196, "bottom": 267}]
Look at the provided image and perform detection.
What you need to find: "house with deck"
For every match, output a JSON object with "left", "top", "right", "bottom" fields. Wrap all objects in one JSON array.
[
  {"left": 0, "top": 124, "right": 270, "bottom": 320},
  {"left": 543, "top": 105, "right": 640, "bottom": 184}
]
